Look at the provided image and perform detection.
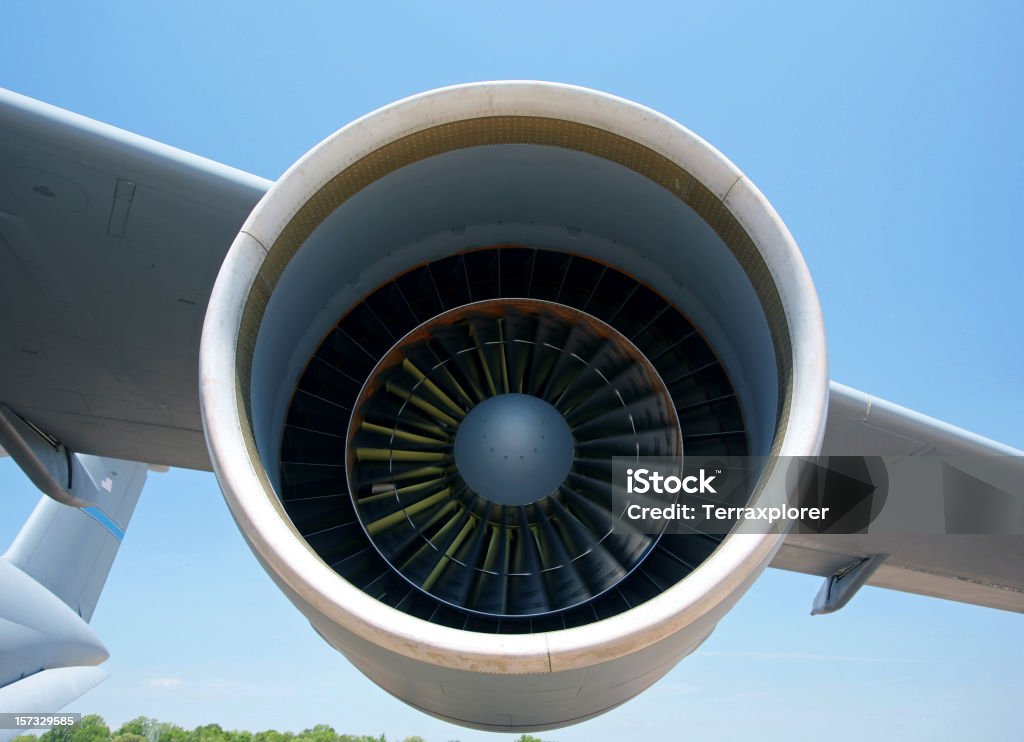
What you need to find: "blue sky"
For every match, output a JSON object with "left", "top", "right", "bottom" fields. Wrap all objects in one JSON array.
[{"left": 2, "top": 2, "right": 1022, "bottom": 740}]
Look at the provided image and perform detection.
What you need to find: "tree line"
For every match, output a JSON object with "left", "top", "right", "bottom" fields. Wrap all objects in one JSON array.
[{"left": 11, "top": 716, "right": 547, "bottom": 742}]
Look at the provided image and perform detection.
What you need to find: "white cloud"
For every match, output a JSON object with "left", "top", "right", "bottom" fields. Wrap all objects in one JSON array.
[
  {"left": 147, "top": 678, "right": 184, "bottom": 687},
  {"left": 701, "top": 650, "right": 921, "bottom": 663}
]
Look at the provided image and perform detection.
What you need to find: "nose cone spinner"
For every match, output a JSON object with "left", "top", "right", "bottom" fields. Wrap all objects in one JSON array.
[{"left": 454, "top": 393, "right": 575, "bottom": 506}]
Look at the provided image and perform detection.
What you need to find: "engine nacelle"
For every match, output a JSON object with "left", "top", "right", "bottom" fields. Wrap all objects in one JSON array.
[{"left": 199, "top": 82, "right": 828, "bottom": 731}]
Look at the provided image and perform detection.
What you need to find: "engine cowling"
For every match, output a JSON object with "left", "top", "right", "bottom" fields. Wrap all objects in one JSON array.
[{"left": 199, "top": 81, "right": 828, "bottom": 732}]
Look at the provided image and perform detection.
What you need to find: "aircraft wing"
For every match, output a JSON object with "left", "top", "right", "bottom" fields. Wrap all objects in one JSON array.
[
  {"left": 0, "top": 88, "right": 269, "bottom": 470},
  {"left": 772, "top": 382, "right": 1024, "bottom": 613},
  {"left": 2, "top": 86, "right": 1021, "bottom": 622}
]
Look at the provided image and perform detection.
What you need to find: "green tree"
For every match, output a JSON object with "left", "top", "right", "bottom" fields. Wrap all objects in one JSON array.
[
  {"left": 111, "top": 734, "right": 148, "bottom": 742},
  {"left": 253, "top": 732, "right": 292, "bottom": 742},
  {"left": 293, "top": 725, "right": 338, "bottom": 742},
  {"left": 185, "top": 723, "right": 228, "bottom": 742},
  {"left": 113, "top": 719, "right": 156, "bottom": 739},
  {"left": 39, "top": 724, "right": 74, "bottom": 742},
  {"left": 149, "top": 722, "right": 188, "bottom": 742},
  {"left": 71, "top": 715, "right": 111, "bottom": 742},
  {"left": 23, "top": 717, "right": 476, "bottom": 742}
]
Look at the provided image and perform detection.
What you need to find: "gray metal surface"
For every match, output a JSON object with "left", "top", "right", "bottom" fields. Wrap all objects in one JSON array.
[
  {"left": 773, "top": 381, "right": 1024, "bottom": 612},
  {"left": 0, "top": 558, "right": 107, "bottom": 690},
  {"left": 0, "top": 403, "right": 97, "bottom": 507},
  {"left": 0, "top": 89, "right": 269, "bottom": 469},
  {"left": 0, "top": 451, "right": 149, "bottom": 725},
  {"left": 454, "top": 393, "right": 575, "bottom": 506},
  {"left": 5, "top": 455, "right": 148, "bottom": 621}
]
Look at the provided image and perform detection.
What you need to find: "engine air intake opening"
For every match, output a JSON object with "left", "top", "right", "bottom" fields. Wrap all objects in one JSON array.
[{"left": 279, "top": 247, "right": 749, "bottom": 633}]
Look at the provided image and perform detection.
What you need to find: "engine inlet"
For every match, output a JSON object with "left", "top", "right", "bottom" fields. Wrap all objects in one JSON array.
[{"left": 279, "top": 248, "right": 748, "bottom": 631}]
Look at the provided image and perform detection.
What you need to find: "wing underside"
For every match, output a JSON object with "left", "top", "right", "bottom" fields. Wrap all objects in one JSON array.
[
  {"left": 0, "top": 89, "right": 269, "bottom": 469},
  {"left": 773, "top": 382, "right": 1024, "bottom": 613}
]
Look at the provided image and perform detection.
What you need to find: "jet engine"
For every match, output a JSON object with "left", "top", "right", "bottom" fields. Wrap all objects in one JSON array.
[{"left": 199, "top": 82, "right": 828, "bottom": 731}]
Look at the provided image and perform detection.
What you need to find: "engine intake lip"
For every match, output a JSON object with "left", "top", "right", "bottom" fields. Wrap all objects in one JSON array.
[{"left": 200, "top": 81, "right": 828, "bottom": 674}]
